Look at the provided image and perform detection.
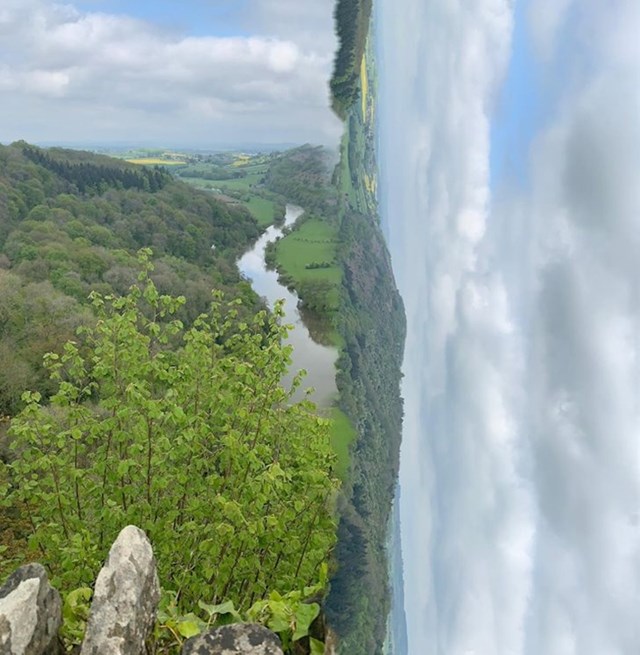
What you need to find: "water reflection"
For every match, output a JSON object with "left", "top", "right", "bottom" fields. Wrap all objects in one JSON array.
[{"left": 237, "top": 205, "right": 338, "bottom": 406}]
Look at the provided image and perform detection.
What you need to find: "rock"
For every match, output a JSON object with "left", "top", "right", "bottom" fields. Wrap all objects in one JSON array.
[
  {"left": 80, "top": 526, "right": 160, "bottom": 655},
  {"left": 0, "top": 563, "right": 61, "bottom": 655},
  {"left": 182, "top": 624, "right": 283, "bottom": 655}
]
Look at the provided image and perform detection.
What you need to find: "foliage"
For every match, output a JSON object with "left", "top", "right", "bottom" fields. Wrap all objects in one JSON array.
[
  {"left": 326, "top": 41, "right": 406, "bottom": 654},
  {"left": 0, "top": 142, "right": 262, "bottom": 415},
  {"left": 262, "top": 149, "right": 342, "bottom": 344},
  {"left": 175, "top": 153, "right": 283, "bottom": 227},
  {"left": 326, "top": 186, "right": 405, "bottom": 655},
  {"left": 328, "top": 408, "right": 356, "bottom": 482},
  {"left": 154, "top": 575, "right": 327, "bottom": 654},
  {"left": 2, "top": 254, "right": 338, "bottom": 614},
  {"left": 330, "top": 0, "right": 373, "bottom": 117},
  {"left": 60, "top": 587, "right": 93, "bottom": 647},
  {"left": 22, "top": 145, "right": 171, "bottom": 194},
  {"left": 56, "top": 569, "right": 329, "bottom": 654},
  {"left": 264, "top": 147, "right": 337, "bottom": 217}
]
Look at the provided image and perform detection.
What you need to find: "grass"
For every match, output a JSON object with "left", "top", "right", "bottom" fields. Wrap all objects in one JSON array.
[
  {"left": 176, "top": 173, "right": 263, "bottom": 192},
  {"left": 330, "top": 408, "right": 356, "bottom": 481},
  {"left": 180, "top": 175, "right": 276, "bottom": 227},
  {"left": 237, "top": 163, "right": 269, "bottom": 174},
  {"left": 340, "top": 131, "right": 356, "bottom": 206},
  {"left": 275, "top": 218, "right": 342, "bottom": 287},
  {"left": 212, "top": 173, "right": 264, "bottom": 191},
  {"left": 275, "top": 217, "right": 342, "bottom": 346},
  {"left": 180, "top": 177, "right": 214, "bottom": 189},
  {"left": 246, "top": 196, "right": 276, "bottom": 227}
]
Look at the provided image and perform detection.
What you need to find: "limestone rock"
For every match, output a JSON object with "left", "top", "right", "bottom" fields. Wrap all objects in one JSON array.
[
  {"left": 80, "top": 526, "right": 160, "bottom": 655},
  {"left": 182, "top": 624, "right": 283, "bottom": 655},
  {"left": 0, "top": 563, "right": 61, "bottom": 655}
]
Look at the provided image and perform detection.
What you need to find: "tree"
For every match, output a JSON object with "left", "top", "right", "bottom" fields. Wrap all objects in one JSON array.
[{"left": 2, "top": 251, "right": 338, "bottom": 609}]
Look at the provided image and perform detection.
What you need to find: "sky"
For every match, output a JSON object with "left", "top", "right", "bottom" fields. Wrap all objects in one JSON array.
[
  {"left": 0, "top": 0, "right": 342, "bottom": 147},
  {"left": 378, "top": 0, "right": 640, "bottom": 653}
]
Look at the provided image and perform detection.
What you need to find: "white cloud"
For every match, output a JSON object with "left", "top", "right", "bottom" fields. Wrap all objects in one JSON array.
[
  {"left": 0, "top": 0, "right": 341, "bottom": 146},
  {"left": 379, "top": 1, "right": 518, "bottom": 652},
  {"left": 522, "top": 8, "right": 640, "bottom": 651},
  {"left": 527, "top": 0, "right": 573, "bottom": 60},
  {"left": 380, "top": 0, "right": 640, "bottom": 653}
]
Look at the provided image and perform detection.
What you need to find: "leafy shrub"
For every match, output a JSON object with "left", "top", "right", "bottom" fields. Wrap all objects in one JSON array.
[{"left": 1, "top": 251, "right": 338, "bottom": 611}]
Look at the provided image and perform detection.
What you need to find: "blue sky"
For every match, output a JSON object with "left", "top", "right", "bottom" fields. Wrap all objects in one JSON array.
[
  {"left": 490, "top": 0, "right": 541, "bottom": 188},
  {"left": 73, "top": 0, "right": 250, "bottom": 36}
]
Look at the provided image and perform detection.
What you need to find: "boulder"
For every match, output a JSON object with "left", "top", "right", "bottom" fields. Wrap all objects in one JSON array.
[
  {"left": 80, "top": 526, "right": 160, "bottom": 655},
  {"left": 0, "top": 563, "right": 61, "bottom": 655},
  {"left": 182, "top": 624, "right": 283, "bottom": 655}
]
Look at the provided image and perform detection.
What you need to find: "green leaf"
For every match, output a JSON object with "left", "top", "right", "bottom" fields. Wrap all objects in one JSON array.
[
  {"left": 310, "top": 637, "right": 325, "bottom": 655},
  {"left": 62, "top": 587, "right": 92, "bottom": 623},
  {"left": 177, "top": 619, "right": 202, "bottom": 638},
  {"left": 197, "top": 599, "right": 240, "bottom": 621},
  {"left": 318, "top": 561, "right": 328, "bottom": 587},
  {"left": 266, "top": 600, "right": 292, "bottom": 634},
  {"left": 292, "top": 602, "right": 320, "bottom": 641}
]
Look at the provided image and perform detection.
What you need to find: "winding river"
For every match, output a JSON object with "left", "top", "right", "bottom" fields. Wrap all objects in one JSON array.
[{"left": 237, "top": 204, "right": 338, "bottom": 407}]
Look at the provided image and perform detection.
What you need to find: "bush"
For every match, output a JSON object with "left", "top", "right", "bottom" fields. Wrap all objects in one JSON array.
[{"left": 1, "top": 251, "right": 338, "bottom": 610}]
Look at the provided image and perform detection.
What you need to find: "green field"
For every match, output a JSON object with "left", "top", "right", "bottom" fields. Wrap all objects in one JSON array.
[
  {"left": 181, "top": 174, "right": 263, "bottom": 191},
  {"left": 180, "top": 177, "right": 215, "bottom": 189},
  {"left": 274, "top": 217, "right": 342, "bottom": 346},
  {"left": 212, "top": 173, "right": 264, "bottom": 191},
  {"left": 275, "top": 218, "right": 341, "bottom": 286},
  {"left": 232, "top": 162, "right": 269, "bottom": 174},
  {"left": 127, "top": 157, "right": 186, "bottom": 166},
  {"left": 245, "top": 196, "right": 277, "bottom": 227},
  {"left": 178, "top": 169, "right": 276, "bottom": 227}
]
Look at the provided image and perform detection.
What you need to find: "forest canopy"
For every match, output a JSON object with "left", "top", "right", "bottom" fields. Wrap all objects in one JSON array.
[{"left": 0, "top": 142, "right": 261, "bottom": 415}]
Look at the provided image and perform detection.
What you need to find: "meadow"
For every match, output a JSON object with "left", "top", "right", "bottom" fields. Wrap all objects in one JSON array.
[{"left": 275, "top": 217, "right": 341, "bottom": 287}]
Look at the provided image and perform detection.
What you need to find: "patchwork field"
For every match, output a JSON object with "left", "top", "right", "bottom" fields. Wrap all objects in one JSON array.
[{"left": 127, "top": 157, "right": 186, "bottom": 165}]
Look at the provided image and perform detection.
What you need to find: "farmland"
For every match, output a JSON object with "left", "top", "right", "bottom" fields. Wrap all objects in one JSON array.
[{"left": 127, "top": 157, "right": 186, "bottom": 166}]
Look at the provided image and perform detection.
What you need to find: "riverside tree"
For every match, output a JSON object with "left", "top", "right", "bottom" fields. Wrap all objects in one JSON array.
[{"left": 1, "top": 250, "right": 338, "bottom": 609}]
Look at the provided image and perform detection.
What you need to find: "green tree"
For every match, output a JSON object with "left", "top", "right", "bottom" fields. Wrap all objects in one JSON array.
[{"left": 2, "top": 251, "right": 338, "bottom": 610}]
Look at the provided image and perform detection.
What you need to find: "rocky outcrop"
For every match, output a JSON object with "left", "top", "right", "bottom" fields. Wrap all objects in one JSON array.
[
  {"left": 182, "top": 624, "right": 283, "bottom": 655},
  {"left": 0, "top": 563, "right": 61, "bottom": 655},
  {"left": 1, "top": 527, "right": 297, "bottom": 655},
  {"left": 80, "top": 526, "right": 160, "bottom": 655}
]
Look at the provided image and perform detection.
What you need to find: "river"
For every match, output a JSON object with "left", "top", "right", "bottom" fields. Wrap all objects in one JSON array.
[{"left": 236, "top": 204, "right": 338, "bottom": 407}]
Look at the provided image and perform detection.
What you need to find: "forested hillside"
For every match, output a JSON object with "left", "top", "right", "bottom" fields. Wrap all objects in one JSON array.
[
  {"left": 325, "top": 5, "right": 407, "bottom": 653},
  {"left": 0, "top": 142, "right": 260, "bottom": 416},
  {"left": 330, "top": 0, "right": 373, "bottom": 117}
]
